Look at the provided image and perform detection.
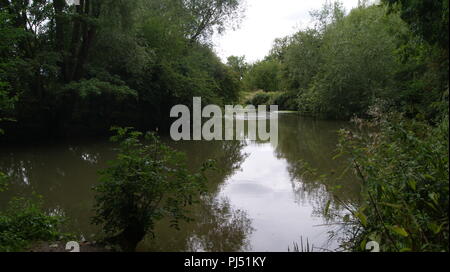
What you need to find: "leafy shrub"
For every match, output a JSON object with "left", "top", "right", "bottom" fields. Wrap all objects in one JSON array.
[
  {"left": 243, "top": 60, "right": 282, "bottom": 92},
  {"left": 0, "top": 195, "right": 66, "bottom": 252},
  {"left": 270, "top": 92, "right": 298, "bottom": 111},
  {"left": 92, "top": 127, "right": 213, "bottom": 251},
  {"left": 337, "top": 111, "right": 449, "bottom": 252},
  {"left": 245, "top": 91, "right": 271, "bottom": 106},
  {"left": 245, "top": 91, "right": 298, "bottom": 111}
]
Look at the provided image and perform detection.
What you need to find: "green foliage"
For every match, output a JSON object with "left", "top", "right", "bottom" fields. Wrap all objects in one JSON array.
[
  {"left": 383, "top": 0, "right": 449, "bottom": 50},
  {"left": 278, "top": 29, "right": 323, "bottom": 92},
  {"left": 0, "top": 0, "right": 244, "bottom": 139},
  {"left": 0, "top": 10, "right": 24, "bottom": 134},
  {"left": 182, "top": 0, "right": 244, "bottom": 43},
  {"left": 337, "top": 111, "right": 449, "bottom": 251},
  {"left": 245, "top": 91, "right": 297, "bottom": 110},
  {"left": 296, "top": 5, "right": 407, "bottom": 118},
  {"left": 254, "top": 1, "right": 448, "bottom": 120},
  {"left": 0, "top": 194, "right": 67, "bottom": 252},
  {"left": 381, "top": 0, "right": 449, "bottom": 121},
  {"left": 245, "top": 91, "right": 271, "bottom": 106},
  {"left": 270, "top": 91, "right": 298, "bottom": 111},
  {"left": 213, "top": 62, "right": 242, "bottom": 104},
  {"left": 226, "top": 55, "right": 248, "bottom": 80},
  {"left": 54, "top": 78, "right": 140, "bottom": 132},
  {"left": 243, "top": 60, "right": 282, "bottom": 92},
  {"left": 92, "top": 127, "right": 213, "bottom": 251}
]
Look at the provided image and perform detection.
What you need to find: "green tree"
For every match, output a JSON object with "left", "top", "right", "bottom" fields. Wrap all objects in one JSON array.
[
  {"left": 383, "top": 0, "right": 449, "bottom": 51},
  {"left": 184, "top": 0, "right": 245, "bottom": 43},
  {"left": 310, "top": 5, "right": 406, "bottom": 118},
  {"left": 383, "top": 0, "right": 449, "bottom": 121},
  {"left": 226, "top": 55, "right": 247, "bottom": 80},
  {"left": 0, "top": 0, "right": 245, "bottom": 138},
  {"left": 243, "top": 60, "right": 282, "bottom": 92},
  {"left": 92, "top": 127, "right": 213, "bottom": 251},
  {"left": 279, "top": 29, "right": 323, "bottom": 92},
  {"left": 0, "top": 9, "right": 24, "bottom": 134}
]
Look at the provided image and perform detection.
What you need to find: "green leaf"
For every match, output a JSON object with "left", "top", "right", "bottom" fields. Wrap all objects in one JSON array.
[
  {"left": 356, "top": 211, "right": 367, "bottom": 227},
  {"left": 423, "top": 174, "right": 435, "bottom": 181},
  {"left": 428, "top": 193, "right": 440, "bottom": 206},
  {"left": 407, "top": 180, "right": 416, "bottom": 191},
  {"left": 389, "top": 225, "right": 409, "bottom": 237},
  {"left": 428, "top": 222, "right": 443, "bottom": 234}
]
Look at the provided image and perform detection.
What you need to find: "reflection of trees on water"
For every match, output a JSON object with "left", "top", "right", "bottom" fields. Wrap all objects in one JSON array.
[
  {"left": 0, "top": 140, "right": 114, "bottom": 235},
  {"left": 0, "top": 137, "right": 252, "bottom": 251},
  {"left": 0, "top": 115, "right": 361, "bottom": 251},
  {"left": 289, "top": 177, "right": 352, "bottom": 250},
  {"left": 141, "top": 195, "right": 254, "bottom": 252},
  {"left": 166, "top": 139, "right": 248, "bottom": 195},
  {"left": 0, "top": 141, "right": 111, "bottom": 192},
  {"left": 273, "top": 114, "right": 361, "bottom": 248},
  {"left": 143, "top": 139, "right": 253, "bottom": 252},
  {"left": 187, "top": 196, "right": 254, "bottom": 252},
  {"left": 288, "top": 176, "right": 348, "bottom": 250},
  {"left": 275, "top": 114, "right": 360, "bottom": 200}
]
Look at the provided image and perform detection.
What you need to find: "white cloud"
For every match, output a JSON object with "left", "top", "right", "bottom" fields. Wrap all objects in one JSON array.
[{"left": 213, "top": 0, "right": 361, "bottom": 63}]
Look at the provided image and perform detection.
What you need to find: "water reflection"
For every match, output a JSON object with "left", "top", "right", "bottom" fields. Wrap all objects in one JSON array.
[
  {"left": 0, "top": 113, "right": 359, "bottom": 251},
  {"left": 0, "top": 140, "right": 114, "bottom": 235},
  {"left": 187, "top": 196, "right": 253, "bottom": 252},
  {"left": 143, "top": 195, "right": 253, "bottom": 252}
]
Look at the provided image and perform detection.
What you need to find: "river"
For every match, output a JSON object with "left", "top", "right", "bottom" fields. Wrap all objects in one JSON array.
[{"left": 0, "top": 113, "right": 360, "bottom": 252}]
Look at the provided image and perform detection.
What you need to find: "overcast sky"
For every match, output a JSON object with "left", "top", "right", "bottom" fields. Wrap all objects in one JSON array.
[{"left": 213, "top": 0, "right": 361, "bottom": 63}]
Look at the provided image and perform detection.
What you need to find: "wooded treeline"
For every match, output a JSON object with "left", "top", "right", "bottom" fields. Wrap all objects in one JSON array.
[
  {"left": 238, "top": 1, "right": 448, "bottom": 121},
  {"left": 230, "top": 0, "right": 449, "bottom": 252},
  {"left": 0, "top": 0, "right": 243, "bottom": 139},
  {"left": 1, "top": 0, "right": 448, "bottom": 252}
]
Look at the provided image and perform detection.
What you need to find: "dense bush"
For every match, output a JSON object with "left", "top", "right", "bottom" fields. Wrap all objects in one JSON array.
[
  {"left": 303, "top": 5, "right": 405, "bottom": 119},
  {"left": 245, "top": 91, "right": 271, "bottom": 106},
  {"left": 92, "top": 127, "right": 213, "bottom": 251},
  {"left": 0, "top": 0, "right": 244, "bottom": 139},
  {"left": 253, "top": 1, "right": 447, "bottom": 120},
  {"left": 245, "top": 91, "right": 298, "bottom": 111},
  {"left": 243, "top": 60, "right": 282, "bottom": 92},
  {"left": 271, "top": 92, "right": 298, "bottom": 111},
  {"left": 1, "top": 169, "right": 66, "bottom": 252},
  {"left": 0, "top": 195, "right": 67, "bottom": 252},
  {"left": 337, "top": 111, "right": 449, "bottom": 252}
]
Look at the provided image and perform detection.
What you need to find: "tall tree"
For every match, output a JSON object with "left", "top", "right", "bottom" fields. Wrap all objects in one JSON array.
[
  {"left": 184, "top": 0, "right": 244, "bottom": 43},
  {"left": 383, "top": 0, "right": 449, "bottom": 51},
  {"left": 226, "top": 55, "right": 247, "bottom": 80}
]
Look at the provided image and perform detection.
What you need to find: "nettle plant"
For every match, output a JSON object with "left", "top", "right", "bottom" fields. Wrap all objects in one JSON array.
[{"left": 92, "top": 127, "right": 214, "bottom": 251}]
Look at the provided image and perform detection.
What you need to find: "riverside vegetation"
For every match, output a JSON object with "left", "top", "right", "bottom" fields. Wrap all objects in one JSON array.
[
  {"left": 0, "top": 0, "right": 243, "bottom": 252},
  {"left": 234, "top": 0, "right": 448, "bottom": 252},
  {"left": 1, "top": 0, "right": 448, "bottom": 252}
]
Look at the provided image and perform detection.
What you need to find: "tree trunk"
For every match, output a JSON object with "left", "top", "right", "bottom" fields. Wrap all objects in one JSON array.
[{"left": 108, "top": 226, "right": 146, "bottom": 252}]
